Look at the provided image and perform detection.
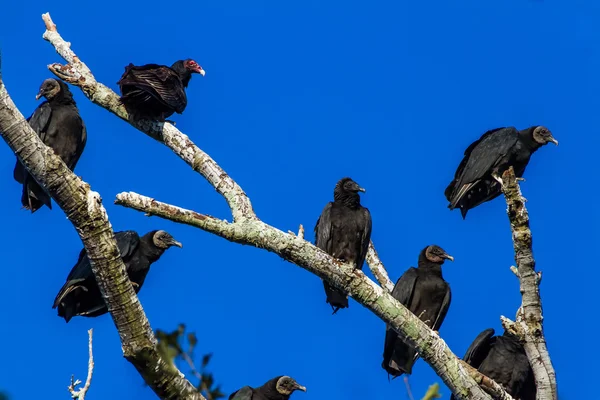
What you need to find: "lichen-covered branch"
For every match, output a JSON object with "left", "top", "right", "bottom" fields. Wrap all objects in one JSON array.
[
  {"left": 41, "top": 13, "right": 255, "bottom": 223},
  {"left": 39, "top": 11, "right": 515, "bottom": 400},
  {"left": 115, "top": 192, "right": 505, "bottom": 400},
  {"left": 68, "top": 329, "right": 94, "bottom": 400},
  {"left": 0, "top": 79, "right": 205, "bottom": 400},
  {"left": 500, "top": 167, "right": 557, "bottom": 400},
  {"left": 366, "top": 241, "right": 394, "bottom": 292}
]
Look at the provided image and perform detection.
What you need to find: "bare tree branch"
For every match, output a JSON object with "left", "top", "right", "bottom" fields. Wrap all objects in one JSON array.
[
  {"left": 114, "top": 192, "right": 506, "bottom": 400},
  {"left": 37, "top": 12, "right": 525, "bottom": 400},
  {"left": 41, "top": 12, "right": 255, "bottom": 223},
  {"left": 366, "top": 241, "right": 394, "bottom": 292},
  {"left": 500, "top": 167, "right": 557, "bottom": 400},
  {"left": 68, "top": 329, "right": 94, "bottom": 400},
  {"left": 0, "top": 75, "right": 205, "bottom": 400}
]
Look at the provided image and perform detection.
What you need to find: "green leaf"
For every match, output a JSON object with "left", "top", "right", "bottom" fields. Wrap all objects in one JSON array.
[{"left": 201, "top": 353, "right": 212, "bottom": 368}]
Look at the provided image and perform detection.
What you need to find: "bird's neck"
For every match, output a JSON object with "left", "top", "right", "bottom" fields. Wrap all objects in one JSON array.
[
  {"left": 334, "top": 192, "right": 361, "bottom": 208},
  {"left": 417, "top": 259, "right": 443, "bottom": 275},
  {"left": 140, "top": 239, "right": 166, "bottom": 263},
  {"left": 518, "top": 130, "right": 543, "bottom": 152},
  {"left": 50, "top": 93, "right": 76, "bottom": 106}
]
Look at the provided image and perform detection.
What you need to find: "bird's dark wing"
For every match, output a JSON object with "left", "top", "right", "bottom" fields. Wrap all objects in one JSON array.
[
  {"left": 446, "top": 127, "right": 519, "bottom": 205},
  {"left": 355, "top": 207, "right": 372, "bottom": 270},
  {"left": 228, "top": 386, "right": 253, "bottom": 400},
  {"left": 459, "top": 127, "right": 519, "bottom": 183},
  {"left": 66, "top": 118, "right": 87, "bottom": 170},
  {"left": 119, "top": 64, "right": 187, "bottom": 113},
  {"left": 391, "top": 267, "right": 418, "bottom": 306},
  {"left": 314, "top": 203, "right": 333, "bottom": 254},
  {"left": 462, "top": 328, "right": 495, "bottom": 368},
  {"left": 13, "top": 103, "right": 53, "bottom": 183},
  {"left": 113, "top": 230, "right": 141, "bottom": 263},
  {"left": 53, "top": 231, "right": 140, "bottom": 309},
  {"left": 431, "top": 284, "right": 451, "bottom": 332}
]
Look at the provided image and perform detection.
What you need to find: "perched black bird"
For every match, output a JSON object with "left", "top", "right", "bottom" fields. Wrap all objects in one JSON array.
[
  {"left": 229, "top": 376, "right": 306, "bottom": 400},
  {"left": 53, "top": 230, "right": 182, "bottom": 322},
  {"left": 445, "top": 126, "right": 558, "bottom": 218},
  {"left": 314, "top": 177, "right": 372, "bottom": 314},
  {"left": 450, "top": 328, "right": 536, "bottom": 400},
  {"left": 13, "top": 78, "right": 87, "bottom": 212},
  {"left": 117, "top": 59, "right": 205, "bottom": 121},
  {"left": 382, "top": 245, "right": 453, "bottom": 377}
]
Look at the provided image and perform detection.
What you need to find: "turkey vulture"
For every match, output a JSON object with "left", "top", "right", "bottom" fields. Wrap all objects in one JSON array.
[
  {"left": 117, "top": 59, "right": 205, "bottom": 122},
  {"left": 445, "top": 126, "right": 558, "bottom": 218},
  {"left": 450, "top": 328, "right": 536, "bottom": 400},
  {"left": 13, "top": 78, "right": 87, "bottom": 212},
  {"left": 314, "top": 177, "right": 372, "bottom": 314},
  {"left": 382, "top": 245, "right": 453, "bottom": 377},
  {"left": 53, "top": 230, "right": 182, "bottom": 322},
  {"left": 229, "top": 376, "right": 306, "bottom": 400}
]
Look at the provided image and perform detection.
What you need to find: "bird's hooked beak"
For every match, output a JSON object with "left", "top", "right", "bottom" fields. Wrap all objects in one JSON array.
[
  {"left": 35, "top": 88, "right": 45, "bottom": 101},
  {"left": 193, "top": 66, "right": 206, "bottom": 76},
  {"left": 293, "top": 383, "right": 307, "bottom": 392},
  {"left": 357, "top": 187, "right": 366, "bottom": 193},
  {"left": 168, "top": 238, "right": 183, "bottom": 248},
  {"left": 442, "top": 253, "right": 454, "bottom": 262},
  {"left": 549, "top": 136, "right": 559, "bottom": 146}
]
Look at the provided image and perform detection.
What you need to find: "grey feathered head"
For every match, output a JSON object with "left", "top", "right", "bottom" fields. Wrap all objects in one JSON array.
[
  {"left": 152, "top": 230, "right": 183, "bottom": 249},
  {"left": 36, "top": 79, "right": 61, "bottom": 100},
  {"left": 531, "top": 126, "right": 558, "bottom": 146},
  {"left": 424, "top": 245, "right": 454, "bottom": 264},
  {"left": 275, "top": 376, "right": 306, "bottom": 396}
]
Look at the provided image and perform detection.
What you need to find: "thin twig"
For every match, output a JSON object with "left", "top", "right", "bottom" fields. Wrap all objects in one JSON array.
[
  {"left": 68, "top": 329, "right": 94, "bottom": 400},
  {"left": 366, "top": 241, "right": 394, "bottom": 292},
  {"left": 404, "top": 376, "right": 415, "bottom": 400}
]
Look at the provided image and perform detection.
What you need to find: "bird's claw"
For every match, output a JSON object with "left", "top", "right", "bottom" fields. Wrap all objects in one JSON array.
[
  {"left": 492, "top": 173, "right": 503, "bottom": 186},
  {"left": 130, "top": 281, "right": 140, "bottom": 289},
  {"left": 516, "top": 177, "right": 526, "bottom": 182}
]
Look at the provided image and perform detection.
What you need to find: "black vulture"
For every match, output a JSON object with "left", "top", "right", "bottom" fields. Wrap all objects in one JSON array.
[
  {"left": 382, "top": 245, "right": 453, "bottom": 377},
  {"left": 314, "top": 177, "right": 372, "bottom": 314},
  {"left": 445, "top": 126, "right": 558, "bottom": 218},
  {"left": 117, "top": 59, "right": 205, "bottom": 121},
  {"left": 450, "top": 328, "right": 536, "bottom": 400},
  {"left": 52, "top": 230, "right": 182, "bottom": 323},
  {"left": 229, "top": 376, "right": 306, "bottom": 400},
  {"left": 13, "top": 78, "right": 87, "bottom": 213}
]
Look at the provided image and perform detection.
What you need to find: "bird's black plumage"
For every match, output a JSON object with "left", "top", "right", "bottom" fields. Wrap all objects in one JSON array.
[
  {"left": 229, "top": 376, "right": 306, "bottom": 400},
  {"left": 117, "top": 59, "right": 205, "bottom": 121},
  {"left": 450, "top": 328, "right": 536, "bottom": 400},
  {"left": 445, "top": 126, "right": 558, "bottom": 218},
  {"left": 52, "top": 230, "right": 182, "bottom": 322},
  {"left": 382, "top": 245, "right": 453, "bottom": 377},
  {"left": 13, "top": 79, "right": 87, "bottom": 213},
  {"left": 314, "top": 177, "right": 372, "bottom": 314}
]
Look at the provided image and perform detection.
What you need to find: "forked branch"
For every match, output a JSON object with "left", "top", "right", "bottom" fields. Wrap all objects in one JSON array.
[{"left": 39, "top": 11, "right": 519, "bottom": 400}]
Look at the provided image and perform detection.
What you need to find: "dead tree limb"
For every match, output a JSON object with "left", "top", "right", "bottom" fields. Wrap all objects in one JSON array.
[
  {"left": 366, "top": 241, "right": 394, "bottom": 292},
  {"left": 68, "top": 329, "right": 94, "bottom": 400},
  {"left": 0, "top": 79, "right": 205, "bottom": 400},
  {"left": 500, "top": 167, "right": 557, "bottom": 400},
  {"left": 37, "top": 12, "right": 518, "bottom": 400}
]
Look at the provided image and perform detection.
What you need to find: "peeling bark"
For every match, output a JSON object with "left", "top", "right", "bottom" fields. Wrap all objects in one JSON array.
[
  {"left": 0, "top": 79, "right": 205, "bottom": 400},
  {"left": 500, "top": 168, "right": 557, "bottom": 400}
]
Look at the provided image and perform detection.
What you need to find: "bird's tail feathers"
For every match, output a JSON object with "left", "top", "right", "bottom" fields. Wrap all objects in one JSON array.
[{"left": 323, "top": 281, "right": 348, "bottom": 313}]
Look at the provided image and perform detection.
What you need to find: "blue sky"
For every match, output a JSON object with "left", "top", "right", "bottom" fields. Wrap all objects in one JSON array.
[{"left": 0, "top": 1, "right": 594, "bottom": 399}]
